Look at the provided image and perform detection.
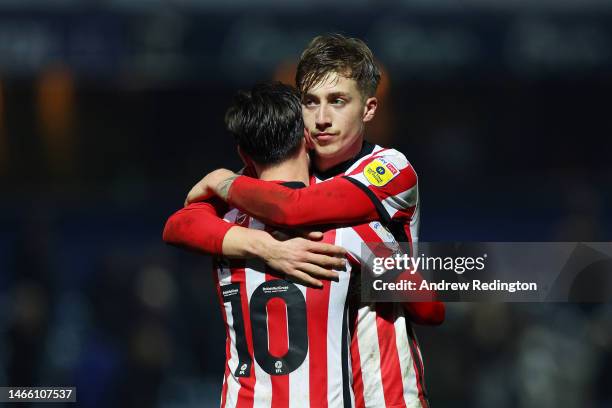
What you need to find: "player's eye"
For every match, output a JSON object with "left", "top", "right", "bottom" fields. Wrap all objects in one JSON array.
[
  {"left": 332, "top": 98, "right": 346, "bottom": 105},
  {"left": 303, "top": 98, "right": 317, "bottom": 107}
]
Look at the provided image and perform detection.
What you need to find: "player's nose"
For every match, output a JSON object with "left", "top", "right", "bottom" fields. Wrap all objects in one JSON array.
[{"left": 315, "top": 105, "right": 332, "bottom": 128}]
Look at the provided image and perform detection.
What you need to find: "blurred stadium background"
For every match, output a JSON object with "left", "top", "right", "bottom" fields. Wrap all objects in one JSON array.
[{"left": 1, "top": 0, "right": 611, "bottom": 407}]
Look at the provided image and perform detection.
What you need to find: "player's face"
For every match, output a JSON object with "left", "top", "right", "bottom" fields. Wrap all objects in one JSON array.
[{"left": 302, "top": 73, "right": 377, "bottom": 170}]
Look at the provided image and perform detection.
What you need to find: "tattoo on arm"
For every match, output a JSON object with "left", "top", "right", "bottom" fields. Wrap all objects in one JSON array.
[{"left": 216, "top": 175, "right": 239, "bottom": 200}]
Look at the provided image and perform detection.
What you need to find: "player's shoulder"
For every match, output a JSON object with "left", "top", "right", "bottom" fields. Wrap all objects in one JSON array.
[
  {"left": 371, "top": 144, "right": 414, "bottom": 169},
  {"left": 347, "top": 143, "right": 417, "bottom": 180}
]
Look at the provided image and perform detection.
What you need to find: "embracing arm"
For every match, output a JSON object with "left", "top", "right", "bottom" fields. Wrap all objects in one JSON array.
[
  {"left": 163, "top": 198, "right": 347, "bottom": 287},
  {"left": 164, "top": 201, "right": 284, "bottom": 259},
  {"left": 187, "top": 150, "right": 418, "bottom": 228},
  {"left": 394, "top": 270, "right": 445, "bottom": 325},
  {"left": 163, "top": 200, "right": 234, "bottom": 255},
  {"left": 185, "top": 171, "right": 380, "bottom": 227},
  {"left": 406, "top": 301, "right": 445, "bottom": 326},
  {"left": 228, "top": 176, "right": 381, "bottom": 227}
]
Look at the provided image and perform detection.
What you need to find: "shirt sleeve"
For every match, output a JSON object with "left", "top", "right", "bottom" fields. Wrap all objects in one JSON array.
[
  {"left": 162, "top": 198, "right": 234, "bottom": 255},
  {"left": 226, "top": 176, "right": 380, "bottom": 227},
  {"left": 342, "top": 149, "right": 419, "bottom": 225},
  {"left": 341, "top": 223, "right": 444, "bottom": 326},
  {"left": 395, "top": 270, "right": 446, "bottom": 325}
]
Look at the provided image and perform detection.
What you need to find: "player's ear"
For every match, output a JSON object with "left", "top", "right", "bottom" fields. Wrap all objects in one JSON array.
[
  {"left": 362, "top": 96, "right": 378, "bottom": 123},
  {"left": 304, "top": 128, "right": 315, "bottom": 150}
]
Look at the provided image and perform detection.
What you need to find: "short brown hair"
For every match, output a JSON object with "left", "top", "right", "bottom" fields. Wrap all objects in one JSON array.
[{"left": 296, "top": 34, "right": 381, "bottom": 99}]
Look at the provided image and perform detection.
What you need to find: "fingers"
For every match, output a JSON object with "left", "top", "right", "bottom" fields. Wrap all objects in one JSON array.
[
  {"left": 296, "top": 262, "right": 339, "bottom": 281},
  {"left": 304, "top": 252, "right": 346, "bottom": 270},
  {"left": 285, "top": 270, "right": 323, "bottom": 288},
  {"left": 304, "top": 231, "right": 324, "bottom": 241},
  {"left": 306, "top": 241, "right": 347, "bottom": 257}
]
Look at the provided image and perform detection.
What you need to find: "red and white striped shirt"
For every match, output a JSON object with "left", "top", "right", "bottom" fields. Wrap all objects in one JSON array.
[
  {"left": 312, "top": 142, "right": 428, "bottom": 408},
  {"left": 220, "top": 142, "right": 428, "bottom": 407},
  {"left": 215, "top": 168, "right": 424, "bottom": 408},
  {"left": 216, "top": 202, "right": 359, "bottom": 408}
]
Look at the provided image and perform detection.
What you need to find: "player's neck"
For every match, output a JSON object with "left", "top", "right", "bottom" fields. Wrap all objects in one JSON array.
[{"left": 256, "top": 153, "right": 310, "bottom": 186}]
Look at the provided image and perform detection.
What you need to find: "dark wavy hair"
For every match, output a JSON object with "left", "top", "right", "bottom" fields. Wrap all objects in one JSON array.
[
  {"left": 225, "top": 82, "right": 304, "bottom": 165},
  {"left": 296, "top": 34, "right": 381, "bottom": 98}
]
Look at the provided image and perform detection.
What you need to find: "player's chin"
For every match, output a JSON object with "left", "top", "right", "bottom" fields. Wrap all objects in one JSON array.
[{"left": 313, "top": 142, "right": 340, "bottom": 156}]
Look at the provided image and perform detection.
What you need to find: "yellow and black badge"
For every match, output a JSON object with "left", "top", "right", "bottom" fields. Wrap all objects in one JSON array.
[{"left": 363, "top": 158, "right": 399, "bottom": 187}]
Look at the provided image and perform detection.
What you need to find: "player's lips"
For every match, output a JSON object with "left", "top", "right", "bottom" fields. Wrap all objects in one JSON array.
[{"left": 313, "top": 132, "right": 338, "bottom": 141}]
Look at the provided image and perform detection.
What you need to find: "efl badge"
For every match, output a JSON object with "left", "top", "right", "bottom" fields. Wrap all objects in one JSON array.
[{"left": 363, "top": 158, "right": 399, "bottom": 187}]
